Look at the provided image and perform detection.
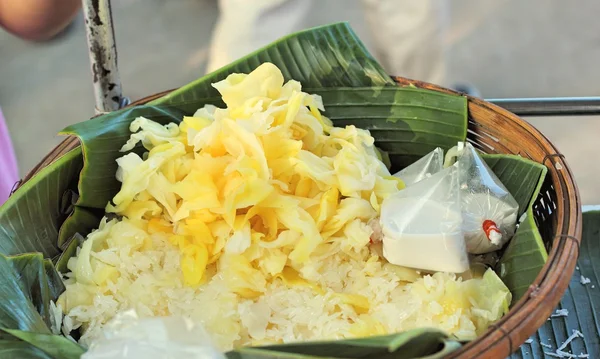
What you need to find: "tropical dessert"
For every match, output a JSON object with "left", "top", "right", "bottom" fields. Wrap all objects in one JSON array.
[{"left": 56, "top": 63, "right": 512, "bottom": 352}]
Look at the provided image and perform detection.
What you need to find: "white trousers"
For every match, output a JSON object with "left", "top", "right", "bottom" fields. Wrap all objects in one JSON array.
[{"left": 207, "top": 0, "right": 447, "bottom": 85}]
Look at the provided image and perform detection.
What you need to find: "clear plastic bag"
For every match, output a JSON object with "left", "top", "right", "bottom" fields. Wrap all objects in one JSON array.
[
  {"left": 455, "top": 142, "right": 519, "bottom": 254},
  {"left": 82, "top": 310, "right": 225, "bottom": 359},
  {"left": 379, "top": 163, "right": 470, "bottom": 273},
  {"left": 393, "top": 147, "right": 444, "bottom": 186}
]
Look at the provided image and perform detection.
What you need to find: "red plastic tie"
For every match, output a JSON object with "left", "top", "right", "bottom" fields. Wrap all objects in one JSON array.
[{"left": 482, "top": 219, "right": 501, "bottom": 240}]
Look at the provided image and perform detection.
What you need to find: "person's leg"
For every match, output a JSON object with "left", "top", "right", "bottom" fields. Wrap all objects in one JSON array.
[
  {"left": 206, "top": 0, "right": 313, "bottom": 73},
  {"left": 0, "top": 108, "right": 19, "bottom": 204},
  {"left": 361, "top": 0, "right": 447, "bottom": 85}
]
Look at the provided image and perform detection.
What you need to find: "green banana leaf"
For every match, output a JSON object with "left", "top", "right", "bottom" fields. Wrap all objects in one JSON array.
[
  {"left": 57, "top": 106, "right": 189, "bottom": 248},
  {"left": 0, "top": 339, "right": 52, "bottom": 359},
  {"left": 0, "top": 253, "right": 51, "bottom": 334},
  {"left": 2, "top": 329, "right": 84, "bottom": 359},
  {"left": 0, "top": 252, "right": 85, "bottom": 358},
  {"left": 55, "top": 234, "right": 83, "bottom": 274},
  {"left": 310, "top": 87, "right": 467, "bottom": 169},
  {"left": 227, "top": 329, "right": 461, "bottom": 359},
  {"left": 480, "top": 154, "right": 548, "bottom": 303},
  {"left": 510, "top": 210, "right": 600, "bottom": 358},
  {"left": 227, "top": 348, "right": 335, "bottom": 359},
  {"left": 0, "top": 148, "right": 83, "bottom": 258},
  {"left": 0, "top": 22, "right": 551, "bottom": 358},
  {"left": 44, "top": 259, "right": 65, "bottom": 300},
  {"left": 8, "top": 253, "right": 65, "bottom": 328},
  {"left": 152, "top": 22, "right": 395, "bottom": 112},
  {"left": 60, "top": 106, "right": 188, "bottom": 210}
]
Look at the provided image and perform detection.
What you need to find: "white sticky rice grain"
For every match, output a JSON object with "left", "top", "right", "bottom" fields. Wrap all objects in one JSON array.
[{"left": 61, "top": 233, "right": 507, "bottom": 351}]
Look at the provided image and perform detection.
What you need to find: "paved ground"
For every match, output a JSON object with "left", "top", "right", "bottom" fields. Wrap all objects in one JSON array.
[{"left": 1, "top": 0, "right": 599, "bottom": 203}]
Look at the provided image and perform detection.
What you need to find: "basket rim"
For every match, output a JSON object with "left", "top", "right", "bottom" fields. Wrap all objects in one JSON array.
[{"left": 16, "top": 77, "right": 582, "bottom": 358}]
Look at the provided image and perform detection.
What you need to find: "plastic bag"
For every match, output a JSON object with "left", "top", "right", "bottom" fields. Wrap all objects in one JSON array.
[
  {"left": 82, "top": 310, "right": 225, "bottom": 359},
  {"left": 393, "top": 148, "right": 444, "bottom": 186},
  {"left": 379, "top": 163, "right": 470, "bottom": 273},
  {"left": 455, "top": 142, "right": 519, "bottom": 254}
]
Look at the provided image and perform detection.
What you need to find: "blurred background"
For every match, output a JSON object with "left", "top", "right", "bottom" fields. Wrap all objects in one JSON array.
[{"left": 0, "top": 0, "right": 599, "bottom": 203}]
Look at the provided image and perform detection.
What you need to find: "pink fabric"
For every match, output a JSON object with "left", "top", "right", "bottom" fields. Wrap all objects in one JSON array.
[{"left": 0, "top": 107, "right": 19, "bottom": 205}]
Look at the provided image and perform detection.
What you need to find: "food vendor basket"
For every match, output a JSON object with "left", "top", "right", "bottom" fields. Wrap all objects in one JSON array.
[
  {"left": 12, "top": 1, "right": 583, "bottom": 358},
  {"left": 17, "top": 83, "right": 582, "bottom": 359}
]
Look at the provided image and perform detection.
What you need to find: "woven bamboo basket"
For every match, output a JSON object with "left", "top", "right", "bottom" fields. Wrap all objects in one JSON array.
[{"left": 14, "top": 76, "right": 582, "bottom": 358}]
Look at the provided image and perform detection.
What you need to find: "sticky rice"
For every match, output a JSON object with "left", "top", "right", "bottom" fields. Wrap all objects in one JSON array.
[{"left": 58, "top": 63, "right": 511, "bottom": 351}]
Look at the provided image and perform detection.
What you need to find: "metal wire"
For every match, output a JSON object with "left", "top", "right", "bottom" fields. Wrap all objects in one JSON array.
[{"left": 487, "top": 97, "right": 600, "bottom": 117}]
